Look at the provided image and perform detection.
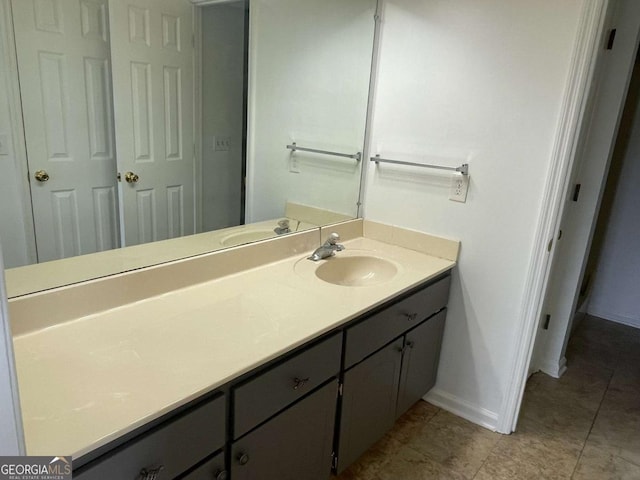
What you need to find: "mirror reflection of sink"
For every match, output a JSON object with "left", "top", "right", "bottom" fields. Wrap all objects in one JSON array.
[
  {"left": 310, "top": 254, "right": 398, "bottom": 287},
  {"left": 220, "top": 229, "right": 275, "bottom": 247}
]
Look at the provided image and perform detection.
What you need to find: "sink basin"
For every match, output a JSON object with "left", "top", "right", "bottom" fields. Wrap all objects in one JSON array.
[
  {"left": 220, "top": 229, "right": 275, "bottom": 247},
  {"left": 313, "top": 255, "right": 398, "bottom": 287}
]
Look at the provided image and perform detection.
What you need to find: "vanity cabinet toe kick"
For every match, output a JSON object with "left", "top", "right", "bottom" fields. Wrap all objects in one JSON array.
[{"left": 72, "top": 273, "right": 451, "bottom": 480}]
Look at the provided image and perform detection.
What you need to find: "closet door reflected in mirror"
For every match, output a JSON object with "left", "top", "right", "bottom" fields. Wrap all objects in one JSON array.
[
  {"left": 13, "top": 0, "right": 120, "bottom": 262},
  {"left": 110, "top": 0, "right": 196, "bottom": 246}
]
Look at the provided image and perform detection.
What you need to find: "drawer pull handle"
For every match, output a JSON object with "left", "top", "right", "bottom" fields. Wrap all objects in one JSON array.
[
  {"left": 237, "top": 453, "right": 250, "bottom": 466},
  {"left": 139, "top": 465, "right": 164, "bottom": 480},
  {"left": 405, "top": 313, "right": 418, "bottom": 321},
  {"left": 214, "top": 469, "right": 229, "bottom": 480},
  {"left": 293, "top": 377, "right": 310, "bottom": 390}
]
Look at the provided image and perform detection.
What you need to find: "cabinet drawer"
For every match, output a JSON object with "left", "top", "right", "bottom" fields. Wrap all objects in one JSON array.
[
  {"left": 233, "top": 332, "right": 342, "bottom": 439},
  {"left": 182, "top": 451, "right": 226, "bottom": 480},
  {"left": 74, "top": 394, "right": 225, "bottom": 480},
  {"left": 344, "top": 275, "right": 450, "bottom": 369}
]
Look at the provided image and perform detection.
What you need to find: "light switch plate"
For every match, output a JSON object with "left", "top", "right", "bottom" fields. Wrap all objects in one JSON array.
[
  {"left": 0, "top": 134, "right": 9, "bottom": 155},
  {"left": 214, "top": 136, "right": 231, "bottom": 152}
]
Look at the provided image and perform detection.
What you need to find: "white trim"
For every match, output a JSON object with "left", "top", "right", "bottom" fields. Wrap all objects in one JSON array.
[
  {"left": 356, "top": 0, "right": 382, "bottom": 218},
  {"left": 244, "top": 0, "right": 257, "bottom": 223},
  {"left": 496, "top": 0, "right": 609, "bottom": 434},
  {"left": 585, "top": 308, "right": 640, "bottom": 329},
  {"left": 538, "top": 356, "right": 568, "bottom": 379},
  {"left": 190, "top": 0, "right": 239, "bottom": 5},
  {"left": 193, "top": 5, "right": 203, "bottom": 233},
  {"left": 0, "top": 240, "right": 25, "bottom": 455},
  {"left": 0, "top": 0, "right": 37, "bottom": 264},
  {"left": 424, "top": 388, "right": 498, "bottom": 432}
]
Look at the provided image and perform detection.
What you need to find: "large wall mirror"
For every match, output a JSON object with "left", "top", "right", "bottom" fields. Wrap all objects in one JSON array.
[{"left": 0, "top": 0, "right": 376, "bottom": 296}]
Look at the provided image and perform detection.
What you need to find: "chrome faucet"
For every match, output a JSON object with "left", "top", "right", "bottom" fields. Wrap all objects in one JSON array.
[{"left": 308, "top": 233, "right": 345, "bottom": 261}]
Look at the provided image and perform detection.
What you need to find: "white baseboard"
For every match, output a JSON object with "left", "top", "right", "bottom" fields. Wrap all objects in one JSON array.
[
  {"left": 538, "top": 355, "right": 567, "bottom": 378},
  {"left": 423, "top": 388, "right": 499, "bottom": 432},
  {"left": 586, "top": 307, "right": 640, "bottom": 329}
]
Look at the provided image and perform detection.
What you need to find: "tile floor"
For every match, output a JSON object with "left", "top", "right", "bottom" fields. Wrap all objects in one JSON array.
[{"left": 335, "top": 315, "right": 640, "bottom": 479}]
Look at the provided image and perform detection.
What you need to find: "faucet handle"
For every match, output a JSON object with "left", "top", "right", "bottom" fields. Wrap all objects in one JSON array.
[
  {"left": 327, "top": 232, "right": 340, "bottom": 245},
  {"left": 278, "top": 219, "right": 290, "bottom": 229}
]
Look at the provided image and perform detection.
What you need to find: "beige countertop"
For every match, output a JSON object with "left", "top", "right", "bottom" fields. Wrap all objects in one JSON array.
[{"left": 10, "top": 221, "right": 458, "bottom": 460}]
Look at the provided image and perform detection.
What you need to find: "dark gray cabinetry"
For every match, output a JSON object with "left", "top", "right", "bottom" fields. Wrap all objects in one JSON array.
[
  {"left": 337, "top": 277, "right": 450, "bottom": 473},
  {"left": 74, "top": 394, "right": 226, "bottom": 480},
  {"left": 337, "top": 340, "right": 404, "bottom": 472},
  {"left": 396, "top": 309, "right": 447, "bottom": 418},
  {"left": 231, "top": 380, "right": 338, "bottom": 480}
]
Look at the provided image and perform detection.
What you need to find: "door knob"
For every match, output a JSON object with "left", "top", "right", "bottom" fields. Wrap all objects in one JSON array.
[
  {"left": 124, "top": 171, "right": 139, "bottom": 184},
  {"left": 34, "top": 170, "right": 49, "bottom": 182}
]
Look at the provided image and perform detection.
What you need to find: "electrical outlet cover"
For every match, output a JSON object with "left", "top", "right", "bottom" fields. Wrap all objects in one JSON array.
[
  {"left": 290, "top": 156, "right": 300, "bottom": 173},
  {"left": 449, "top": 174, "right": 469, "bottom": 203}
]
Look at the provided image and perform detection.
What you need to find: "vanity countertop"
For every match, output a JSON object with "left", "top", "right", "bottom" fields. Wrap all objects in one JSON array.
[{"left": 11, "top": 225, "right": 458, "bottom": 460}]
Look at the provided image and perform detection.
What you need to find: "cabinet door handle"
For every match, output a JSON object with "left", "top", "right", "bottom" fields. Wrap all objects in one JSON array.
[
  {"left": 405, "top": 313, "right": 418, "bottom": 321},
  {"left": 293, "top": 377, "right": 310, "bottom": 390},
  {"left": 214, "top": 469, "right": 228, "bottom": 480},
  {"left": 138, "top": 465, "right": 164, "bottom": 480},
  {"left": 406, "top": 341, "right": 415, "bottom": 349},
  {"left": 237, "top": 453, "right": 250, "bottom": 466}
]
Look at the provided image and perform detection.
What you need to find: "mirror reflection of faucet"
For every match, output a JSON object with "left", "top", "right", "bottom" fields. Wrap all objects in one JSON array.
[
  {"left": 274, "top": 219, "right": 291, "bottom": 235},
  {"left": 308, "top": 233, "right": 345, "bottom": 261}
]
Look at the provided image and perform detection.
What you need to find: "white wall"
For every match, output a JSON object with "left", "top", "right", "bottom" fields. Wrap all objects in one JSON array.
[
  {"left": 246, "top": 0, "right": 375, "bottom": 222},
  {"left": 200, "top": 3, "right": 246, "bottom": 231},
  {"left": 363, "top": 0, "right": 583, "bottom": 426},
  {"left": 587, "top": 72, "right": 640, "bottom": 329},
  {"left": 0, "top": 240, "right": 25, "bottom": 455},
  {"left": 0, "top": 0, "right": 34, "bottom": 268}
]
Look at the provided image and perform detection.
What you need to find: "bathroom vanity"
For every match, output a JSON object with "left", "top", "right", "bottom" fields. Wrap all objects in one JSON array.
[{"left": 8, "top": 220, "right": 459, "bottom": 479}]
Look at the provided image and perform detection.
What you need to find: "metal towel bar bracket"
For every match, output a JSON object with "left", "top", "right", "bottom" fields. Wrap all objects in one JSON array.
[
  {"left": 370, "top": 154, "right": 469, "bottom": 175},
  {"left": 286, "top": 143, "right": 362, "bottom": 161}
]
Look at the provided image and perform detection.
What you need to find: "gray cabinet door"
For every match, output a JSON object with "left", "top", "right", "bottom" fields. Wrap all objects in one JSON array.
[
  {"left": 396, "top": 310, "right": 446, "bottom": 418},
  {"left": 231, "top": 380, "right": 338, "bottom": 480},
  {"left": 337, "top": 339, "right": 404, "bottom": 473}
]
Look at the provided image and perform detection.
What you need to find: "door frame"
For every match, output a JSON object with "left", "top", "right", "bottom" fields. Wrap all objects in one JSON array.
[
  {"left": 0, "top": 0, "right": 37, "bottom": 265},
  {"left": 498, "top": 0, "right": 640, "bottom": 433},
  {"left": 0, "top": 244, "right": 25, "bottom": 454},
  {"left": 529, "top": 0, "right": 640, "bottom": 380}
]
